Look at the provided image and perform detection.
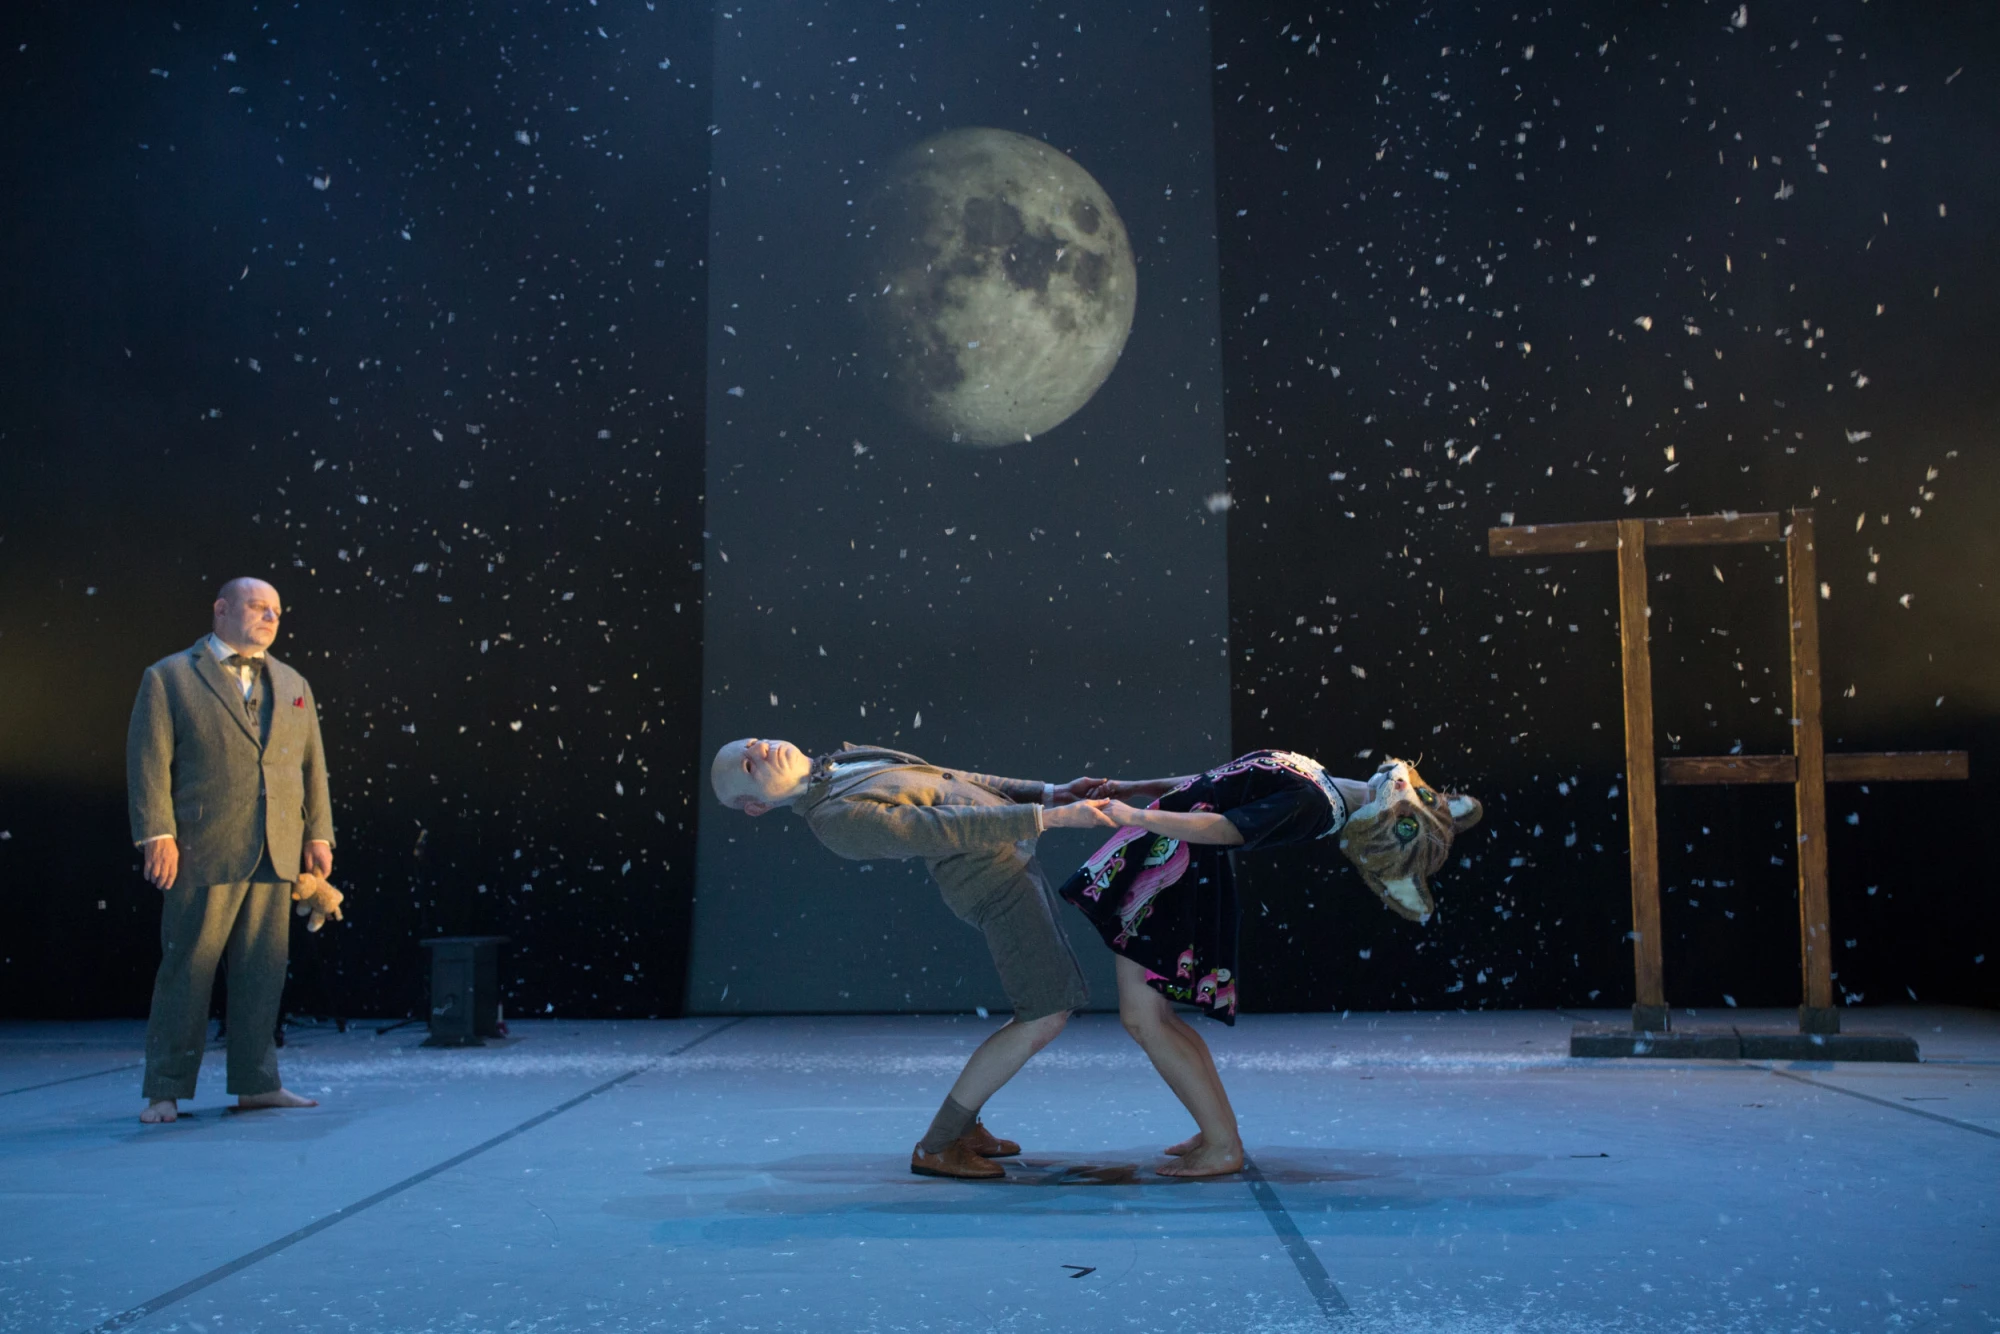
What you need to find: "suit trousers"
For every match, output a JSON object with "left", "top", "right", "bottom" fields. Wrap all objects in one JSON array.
[{"left": 142, "top": 865, "right": 290, "bottom": 1101}]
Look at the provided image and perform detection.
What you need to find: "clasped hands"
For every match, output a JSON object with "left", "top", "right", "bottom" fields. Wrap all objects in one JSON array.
[{"left": 1041, "top": 776, "right": 1149, "bottom": 832}]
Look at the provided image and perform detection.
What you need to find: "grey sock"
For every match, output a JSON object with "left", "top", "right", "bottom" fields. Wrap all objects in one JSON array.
[{"left": 918, "top": 1095, "right": 979, "bottom": 1154}]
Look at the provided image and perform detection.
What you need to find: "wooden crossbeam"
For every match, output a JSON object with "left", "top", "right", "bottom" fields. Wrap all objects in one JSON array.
[
  {"left": 1660, "top": 751, "right": 1970, "bottom": 785},
  {"left": 1487, "top": 505, "right": 1968, "bottom": 1040},
  {"left": 1488, "top": 511, "right": 1782, "bottom": 556}
]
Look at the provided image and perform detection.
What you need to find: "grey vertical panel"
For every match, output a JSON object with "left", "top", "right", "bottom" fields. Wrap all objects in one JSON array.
[{"left": 691, "top": 2, "right": 1229, "bottom": 1014}]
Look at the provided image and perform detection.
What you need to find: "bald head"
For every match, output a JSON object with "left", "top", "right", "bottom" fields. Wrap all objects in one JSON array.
[
  {"left": 711, "top": 737, "right": 812, "bottom": 816},
  {"left": 213, "top": 577, "right": 283, "bottom": 655}
]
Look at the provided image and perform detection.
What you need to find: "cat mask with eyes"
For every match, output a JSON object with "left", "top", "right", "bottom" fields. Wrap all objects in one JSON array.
[{"left": 1336, "top": 757, "right": 1483, "bottom": 923}]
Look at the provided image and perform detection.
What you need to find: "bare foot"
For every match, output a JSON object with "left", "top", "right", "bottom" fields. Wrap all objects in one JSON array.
[
  {"left": 235, "top": 1088, "right": 318, "bottom": 1111},
  {"left": 1164, "top": 1132, "right": 1203, "bottom": 1157},
  {"left": 1156, "top": 1139, "right": 1244, "bottom": 1178},
  {"left": 140, "top": 1099, "right": 179, "bottom": 1124}
]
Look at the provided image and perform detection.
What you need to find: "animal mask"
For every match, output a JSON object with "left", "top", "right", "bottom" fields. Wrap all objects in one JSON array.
[{"left": 1336, "top": 757, "right": 1482, "bottom": 923}]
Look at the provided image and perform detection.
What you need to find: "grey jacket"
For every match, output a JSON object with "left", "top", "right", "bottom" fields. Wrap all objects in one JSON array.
[
  {"left": 795, "top": 744, "right": 1049, "bottom": 905},
  {"left": 126, "top": 639, "right": 336, "bottom": 887}
]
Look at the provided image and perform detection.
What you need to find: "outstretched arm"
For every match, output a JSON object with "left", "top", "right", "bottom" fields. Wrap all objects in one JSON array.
[
  {"left": 954, "top": 770, "right": 1050, "bottom": 804},
  {"left": 811, "top": 796, "right": 1116, "bottom": 861},
  {"left": 1098, "top": 799, "right": 1244, "bottom": 847},
  {"left": 959, "top": 772, "right": 1109, "bottom": 806},
  {"left": 1092, "top": 775, "right": 1199, "bottom": 802}
]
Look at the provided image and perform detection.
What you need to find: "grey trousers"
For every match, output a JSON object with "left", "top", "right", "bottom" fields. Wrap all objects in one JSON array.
[
  {"left": 935, "top": 849, "right": 1090, "bottom": 1022},
  {"left": 142, "top": 876, "right": 291, "bottom": 1101}
]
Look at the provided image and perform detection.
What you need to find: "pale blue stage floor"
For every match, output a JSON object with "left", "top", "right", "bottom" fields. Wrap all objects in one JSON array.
[{"left": 2, "top": 1008, "right": 1997, "bottom": 1333}]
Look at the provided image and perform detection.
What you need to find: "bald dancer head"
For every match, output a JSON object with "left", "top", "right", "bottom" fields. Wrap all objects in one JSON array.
[{"left": 709, "top": 737, "right": 814, "bottom": 816}]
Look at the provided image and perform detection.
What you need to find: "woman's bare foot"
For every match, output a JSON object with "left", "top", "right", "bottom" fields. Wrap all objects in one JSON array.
[
  {"left": 1163, "top": 1132, "right": 1203, "bottom": 1157},
  {"left": 1157, "top": 1139, "right": 1244, "bottom": 1178},
  {"left": 235, "top": 1088, "right": 318, "bottom": 1111},
  {"left": 140, "top": 1099, "right": 179, "bottom": 1124}
]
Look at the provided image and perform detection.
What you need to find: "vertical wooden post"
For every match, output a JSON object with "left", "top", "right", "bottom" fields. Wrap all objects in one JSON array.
[
  {"left": 1615, "top": 519, "right": 1668, "bottom": 1031},
  {"left": 1786, "top": 509, "right": 1838, "bottom": 1034}
]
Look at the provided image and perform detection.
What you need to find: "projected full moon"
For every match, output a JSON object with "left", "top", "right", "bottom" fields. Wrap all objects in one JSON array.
[{"left": 861, "top": 128, "right": 1137, "bottom": 447}]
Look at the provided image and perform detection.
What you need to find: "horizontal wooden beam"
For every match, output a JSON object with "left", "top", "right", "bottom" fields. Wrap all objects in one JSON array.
[
  {"left": 1658, "top": 750, "right": 1969, "bottom": 786},
  {"left": 1659, "top": 754, "right": 1796, "bottom": 785},
  {"left": 1488, "top": 512, "right": 1783, "bottom": 557},
  {"left": 1828, "top": 750, "right": 1969, "bottom": 782}
]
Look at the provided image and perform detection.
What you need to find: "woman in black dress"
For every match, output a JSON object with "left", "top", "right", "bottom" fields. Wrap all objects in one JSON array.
[{"left": 1061, "top": 751, "right": 1481, "bottom": 1176}]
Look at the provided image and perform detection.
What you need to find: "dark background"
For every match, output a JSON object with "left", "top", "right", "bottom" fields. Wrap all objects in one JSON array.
[
  {"left": 0, "top": 0, "right": 716, "bottom": 1018},
  {"left": 0, "top": 0, "right": 1992, "bottom": 1021},
  {"left": 1213, "top": 0, "right": 1999, "bottom": 1014},
  {"left": 689, "top": 0, "right": 1231, "bottom": 1014}
]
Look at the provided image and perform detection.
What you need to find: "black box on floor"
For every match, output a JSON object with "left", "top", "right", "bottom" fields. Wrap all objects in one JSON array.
[{"left": 420, "top": 936, "right": 509, "bottom": 1047}]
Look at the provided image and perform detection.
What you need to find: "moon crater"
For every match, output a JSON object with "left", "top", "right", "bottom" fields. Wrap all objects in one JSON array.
[{"left": 860, "top": 128, "right": 1137, "bottom": 446}]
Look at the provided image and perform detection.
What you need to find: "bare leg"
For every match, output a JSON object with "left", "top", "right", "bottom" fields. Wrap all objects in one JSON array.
[
  {"left": 1163, "top": 1014, "right": 1230, "bottom": 1155},
  {"left": 944, "top": 1010, "right": 1070, "bottom": 1112},
  {"left": 1115, "top": 955, "right": 1243, "bottom": 1177},
  {"left": 140, "top": 1099, "right": 179, "bottom": 1124}
]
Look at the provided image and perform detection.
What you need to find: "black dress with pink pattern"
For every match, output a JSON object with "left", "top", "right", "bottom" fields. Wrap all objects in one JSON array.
[{"left": 1056, "top": 750, "right": 1347, "bottom": 1025}]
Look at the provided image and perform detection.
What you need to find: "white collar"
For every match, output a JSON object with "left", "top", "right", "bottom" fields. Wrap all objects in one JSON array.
[{"left": 208, "top": 634, "right": 266, "bottom": 664}]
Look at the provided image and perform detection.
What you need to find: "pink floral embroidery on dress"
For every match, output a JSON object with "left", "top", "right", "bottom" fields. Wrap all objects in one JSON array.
[
  {"left": 1109, "top": 837, "right": 1190, "bottom": 947},
  {"left": 1075, "top": 826, "right": 1148, "bottom": 902}
]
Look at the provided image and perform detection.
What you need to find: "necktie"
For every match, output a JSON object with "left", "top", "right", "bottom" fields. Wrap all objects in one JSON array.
[{"left": 225, "top": 654, "right": 263, "bottom": 707}]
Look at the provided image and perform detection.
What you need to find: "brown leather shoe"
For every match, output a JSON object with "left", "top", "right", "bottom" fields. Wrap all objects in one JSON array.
[
  {"left": 961, "top": 1119, "right": 1021, "bottom": 1158},
  {"left": 911, "top": 1139, "right": 1005, "bottom": 1180}
]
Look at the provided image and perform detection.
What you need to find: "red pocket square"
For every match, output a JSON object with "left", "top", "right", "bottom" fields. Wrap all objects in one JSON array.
[{"left": 292, "top": 696, "right": 305, "bottom": 708}]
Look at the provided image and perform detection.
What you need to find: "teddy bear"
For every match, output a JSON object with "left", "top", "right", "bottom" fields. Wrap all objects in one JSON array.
[{"left": 289, "top": 872, "right": 346, "bottom": 931}]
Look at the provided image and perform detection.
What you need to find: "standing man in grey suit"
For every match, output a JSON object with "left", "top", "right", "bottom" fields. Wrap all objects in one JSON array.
[{"left": 129, "top": 577, "right": 335, "bottom": 1123}]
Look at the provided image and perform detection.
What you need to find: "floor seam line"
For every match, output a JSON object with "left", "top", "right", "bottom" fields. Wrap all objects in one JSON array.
[
  {"left": 0, "top": 1062, "right": 144, "bottom": 1099},
  {"left": 1242, "top": 1155, "right": 1351, "bottom": 1321},
  {"left": 76, "top": 1017, "right": 746, "bottom": 1334},
  {"left": 1761, "top": 1065, "right": 2000, "bottom": 1141}
]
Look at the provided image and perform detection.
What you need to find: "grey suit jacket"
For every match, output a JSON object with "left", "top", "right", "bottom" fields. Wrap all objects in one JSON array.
[
  {"left": 795, "top": 744, "right": 1048, "bottom": 905},
  {"left": 126, "top": 639, "right": 336, "bottom": 887}
]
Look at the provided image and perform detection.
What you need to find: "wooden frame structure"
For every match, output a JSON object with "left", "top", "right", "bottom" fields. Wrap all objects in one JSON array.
[{"left": 1489, "top": 509, "right": 1967, "bottom": 1042}]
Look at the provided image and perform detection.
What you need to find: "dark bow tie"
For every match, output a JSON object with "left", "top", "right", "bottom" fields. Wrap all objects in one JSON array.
[{"left": 225, "top": 653, "right": 264, "bottom": 673}]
